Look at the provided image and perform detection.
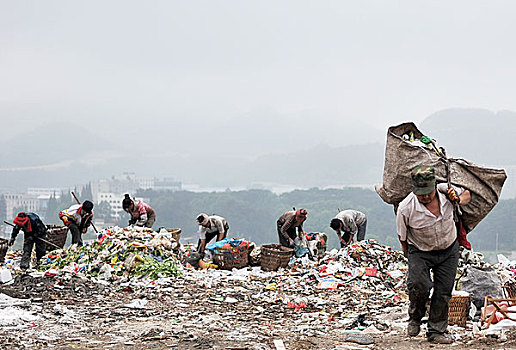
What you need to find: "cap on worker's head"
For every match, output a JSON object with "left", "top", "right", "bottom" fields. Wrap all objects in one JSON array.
[
  {"left": 122, "top": 194, "right": 133, "bottom": 210},
  {"left": 196, "top": 213, "right": 209, "bottom": 225},
  {"left": 82, "top": 200, "right": 94, "bottom": 213},
  {"left": 411, "top": 165, "right": 436, "bottom": 195},
  {"left": 13, "top": 212, "right": 29, "bottom": 227},
  {"left": 296, "top": 208, "right": 308, "bottom": 217}
]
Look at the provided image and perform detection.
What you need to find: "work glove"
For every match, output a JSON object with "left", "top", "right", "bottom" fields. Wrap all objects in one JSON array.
[
  {"left": 447, "top": 188, "right": 460, "bottom": 204},
  {"left": 8, "top": 238, "right": 15, "bottom": 247}
]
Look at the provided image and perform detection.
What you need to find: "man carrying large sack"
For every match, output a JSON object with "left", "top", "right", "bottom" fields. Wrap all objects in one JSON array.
[{"left": 397, "top": 165, "right": 471, "bottom": 344}]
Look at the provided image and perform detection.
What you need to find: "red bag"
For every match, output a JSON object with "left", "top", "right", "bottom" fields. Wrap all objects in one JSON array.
[{"left": 456, "top": 217, "right": 471, "bottom": 250}]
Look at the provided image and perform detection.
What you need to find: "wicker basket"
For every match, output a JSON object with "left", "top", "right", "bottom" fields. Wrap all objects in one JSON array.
[
  {"left": 503, "top": 282, "right": 516, "bottom": 299},
  {"left": 261, "top": 244, "right": 294, "bottom": 271},
  {"left": 213, "top": 243, "right": 249, "bottom": 270},
  {"left": 448, "top": 295, "right": 470, "bottom": 327},
  {"left": 165, "top": 228, "right": 182, "bottom": 242},
  {"left": 0, "top": 238, "right": 8, "bottom": 263},
  {"left": 45, "top": 225, "right": 68, "bottom": 251}
]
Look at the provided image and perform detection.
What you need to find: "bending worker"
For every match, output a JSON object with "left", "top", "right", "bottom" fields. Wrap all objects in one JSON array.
[
  {"left": 59, "top": 200, "right": 94, "bottom": 247},
  {"left": 397, "top": 166, "right": 471, "bottom": 344},
  {"left": 9, "top": 212, "right": 47, "bottom": 270},
  {"left": 330, "top": 209, "right": 367, "bottom": 248},
  {"left": 196, "top": 213, "right": 229, "bottom": 254},
  {"left": 122, "top": 194, "right": 156, "bottom": 228},
  {"left": 277, "top": 208, "right": 307, "bottom": 248}
]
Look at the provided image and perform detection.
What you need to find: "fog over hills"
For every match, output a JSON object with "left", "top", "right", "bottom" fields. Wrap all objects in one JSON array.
[
  {"left": 421, "top": 108, "right": 516, "bottom": 167},
  {"left": 0, "top": 108, "right": 514, "bottom": 198}
]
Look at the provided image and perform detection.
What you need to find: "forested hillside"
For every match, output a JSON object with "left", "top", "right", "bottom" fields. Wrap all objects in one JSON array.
[{"left": 130, "top": 188, "right": 515, "bottom": 252}]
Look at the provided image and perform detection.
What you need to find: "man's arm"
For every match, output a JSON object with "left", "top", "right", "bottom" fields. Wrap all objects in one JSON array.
[
  {"left": 459, "top": 190, "right": 471, "bottom": 206},
  {"left": 9, "top": 227, "right": 20, "bottom": 246},
  {"left": 280, "top": 218, "right": 295, "bottom": 246},
  {"left": 346, "top": 232, "right": 354, "bottom": 245},
  {"left": 336, "top": 231, "right": 345, "bottom": 246},
  {"left": 198, "top": 239, "right": 207, "bottom": 253},
  {"left": 399, "top": 239, "right": 408, "bottom": 257},
  {"left": 396, "top": 208, "right": 409, "bottom": 256}
]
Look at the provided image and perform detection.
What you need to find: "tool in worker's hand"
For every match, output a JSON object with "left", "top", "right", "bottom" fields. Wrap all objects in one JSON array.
[
  {"left": 71, "top": 191, "right": 99, "bottom": 233},
  {"left": 4, "top": 220, "right": 15, "bottom": 227},
  {"left": 4, "top": 220, "right": 62, "bottom": 250}
]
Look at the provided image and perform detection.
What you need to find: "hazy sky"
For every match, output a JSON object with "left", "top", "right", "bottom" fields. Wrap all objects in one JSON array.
[{"left": 1, "top": 1, "right": 516, "bottom": 153}]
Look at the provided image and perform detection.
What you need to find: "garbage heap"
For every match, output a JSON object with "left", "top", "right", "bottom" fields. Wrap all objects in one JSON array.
[
  {"left": 38, "top": 226, "right": 183, "bottom": 281},
  {"left": 315, "top": 240, "right": 408, "bottom": 294}
]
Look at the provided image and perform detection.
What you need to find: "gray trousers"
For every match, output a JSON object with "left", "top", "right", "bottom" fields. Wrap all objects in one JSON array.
[
  {"left": 21, "top": 234, "right": 47, "bottom": 270},
  {"left": 407, "top": 240, "right": 459, "bottom": 336},
  {"left": 357, "top": 219, "right": 367, "bottom": 241},
  {"left": 69, "top": 223, "right": 83, "bottom": 246}
]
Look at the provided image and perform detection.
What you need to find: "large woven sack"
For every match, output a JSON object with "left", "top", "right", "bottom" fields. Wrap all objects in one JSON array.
[{"left": 375, "top": 122, "right": 506, "bottom": 232}]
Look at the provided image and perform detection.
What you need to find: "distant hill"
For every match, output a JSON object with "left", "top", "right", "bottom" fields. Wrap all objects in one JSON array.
[
  {"left": 0, "top": 109, "right": 514, "bottom": 199},
  {"left": 0, "top": 122, "right": 116, "bottom": 167},
  {"left": 420, "top": 108, "right": 516, "bottom": 167}
]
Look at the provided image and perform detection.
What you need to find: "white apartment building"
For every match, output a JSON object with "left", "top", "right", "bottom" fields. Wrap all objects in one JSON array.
[
  {"left": 2, "top": 193, "right": 40, "bottom": 220},
  {"left": 27, "top": 188, "right": 63, "bottom": 199},
  {"left": 97, "top": 192, "right": 125, "bottom": 219}
]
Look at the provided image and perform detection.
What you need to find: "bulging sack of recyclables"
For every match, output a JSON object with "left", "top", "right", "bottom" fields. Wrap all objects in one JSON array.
[{"left": 375, "top": 122, "right": 507, "bottom": 232}]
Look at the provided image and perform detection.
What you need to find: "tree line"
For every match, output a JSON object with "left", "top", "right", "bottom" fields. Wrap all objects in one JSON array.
[{"left": 5, "top": 187, "right": 514, "bottom": 253}]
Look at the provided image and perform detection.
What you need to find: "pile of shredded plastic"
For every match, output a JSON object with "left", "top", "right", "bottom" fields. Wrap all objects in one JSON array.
[{"left": 38, "top": 226, "right": 183, "bottom": 280}]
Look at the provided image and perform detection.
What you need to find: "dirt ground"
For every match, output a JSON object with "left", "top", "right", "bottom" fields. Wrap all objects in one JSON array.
[{"left": 1, "top": 273, "right": 516, "bottom": 350}]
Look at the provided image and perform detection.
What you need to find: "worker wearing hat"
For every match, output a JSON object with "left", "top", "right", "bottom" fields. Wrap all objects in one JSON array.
[
  {"left": 196, "top": 213, "right": 229, "bottom": 255},
  {"left": 277, "top": 208, "right": 307, "bottom": 248},
  {"left": 396, "top": 165, "right": 471, "bottom": 344},
  {"left": 9, "top": 212, "right": 48, "bottom": 270}
]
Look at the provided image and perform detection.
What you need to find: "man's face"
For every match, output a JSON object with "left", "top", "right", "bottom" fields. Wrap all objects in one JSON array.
[{"left": 416, "top": 189, "right": 436, "bottom": 205}]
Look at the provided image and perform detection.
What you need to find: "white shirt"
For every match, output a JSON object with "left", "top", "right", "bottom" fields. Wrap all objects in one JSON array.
[
  {"left": 396, "top": 183, "right": 463, "bottom": 251},
  {"left": 199, "top": 215, "right": 227, "bottom": 240}
]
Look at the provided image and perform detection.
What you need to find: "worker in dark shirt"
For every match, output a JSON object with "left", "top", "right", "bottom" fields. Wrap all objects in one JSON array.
[
  {"left": 277, "top": 209, "right": 307, "bottom": 247},
  {"left": 9, "top": 212, "right": 47, "bottom": 270}
]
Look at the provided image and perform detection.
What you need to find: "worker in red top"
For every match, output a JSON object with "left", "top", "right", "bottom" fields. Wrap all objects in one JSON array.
[
  {"left": 59, "top": 201, "right": 94, "bottom": 247},
  {"left": 277, "top": 208, "right": 307, "bottom": 247},
  {"left": 122, "top": 194, "right": 156, "bottom": 228},
  {"left": 9, "top": 212, "right": 47, "bottom": 270}
]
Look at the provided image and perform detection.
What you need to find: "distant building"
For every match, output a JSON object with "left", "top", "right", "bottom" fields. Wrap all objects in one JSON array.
[
  {"left": 91, "top": 173, "right": 182, "bottom": 203},
  {"left": 97, "top": 192, "right": 125, "bottom": 219},
  {"left": 27, "top": 188, "right": 63, "bottom": 199},
  {"left": 2, "top": 193, "right": 40, "bottom": 220}
]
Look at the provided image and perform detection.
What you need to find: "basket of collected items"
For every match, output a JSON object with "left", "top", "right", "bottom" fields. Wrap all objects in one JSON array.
[
  {"left": 448, "top": 293, "right": 471, "bottom": 327},
  {"left": 211, "top": 239, "right": 250, "bottom": 270},
  {"left": 45, "top": 225, "right": 69, "bottom": 251},
  {"left": 261, "top": 244, "right": 294, "bottom": 271}
]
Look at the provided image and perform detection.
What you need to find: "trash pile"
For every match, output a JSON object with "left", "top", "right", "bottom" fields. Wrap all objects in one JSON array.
[
  {"left": 314, "top": 240, "right": 408, "bottom": 296},
  {"left": 38, "top": 226, "right": 183, "bottom": 281},
  {"left": 3, "top": 226, "right": 516, "bottom": 348}
]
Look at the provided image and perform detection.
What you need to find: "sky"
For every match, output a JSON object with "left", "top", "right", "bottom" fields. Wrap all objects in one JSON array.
[{"left": 1, "top": 1, "right": 516, "bottom": 156}]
